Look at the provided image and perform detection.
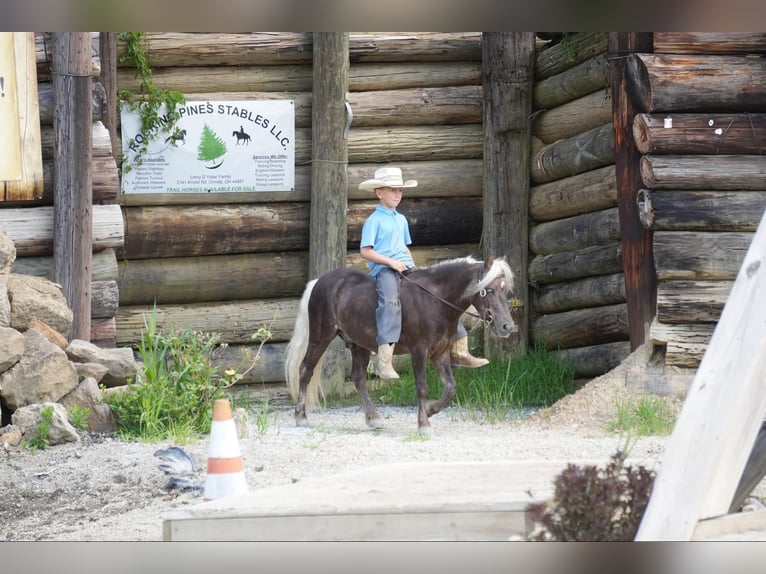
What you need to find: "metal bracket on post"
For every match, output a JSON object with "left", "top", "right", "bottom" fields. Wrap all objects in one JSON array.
[{"left": 343, "top": 92, "right": 353, "bottom": 140}]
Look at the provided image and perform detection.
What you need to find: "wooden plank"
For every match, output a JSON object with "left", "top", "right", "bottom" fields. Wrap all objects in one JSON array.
[
  {"left": 528, "top": 243, "right": 622, "bottom": 285},
  {"left": 552, "top": 341, "right": 632, "bottom": 379},
  {"left": 531, "top": 272, "right": 625, "bottom": 315},
  {"left": 532, "top": 88, "right": 612, "bottom": 144},
  {"left": 482, "top": 32, "right": 534, "bottom": 358},
  {"left": 12, "top": 248, "right": 118, "bottom": 282},
  {"left": 530, "top": 122, "right": 614, "bottom": 184},
  {"left": 653, "top": 231, "right": 752, "bottom": 281},
  {"left": 531, "top": 303, "right": 629, "bottom": 349},
  {"left": 535, "top": 33, "right": 608, "bottom": 80},
  {"left": 2, "top": 33, "right": 44, "bottom": 202},
  {"left": 636, "top": 210, "right": 766, "bottom": 540},
  {"left": 529, "top": 208, "right": 620, "bottom": 255},
  {"left": 650, "top": 190, "right": 766, "bottom": 232},
  {"left": 656, "top": 280, "right": 731, "bottom": 324},
  {"left": 533, "top": 52, "right": 609, "bottom": 110},
  {"left": 648, "top": 318, "right": 713, "bottom": 369},
  {"left": 609, "top": 32, "right": 656, "bottom": 351},
  {"left": 529, "top": 165, "right": 616, "bottom": 222},
  {"left": 653, "top": 33, "right": 766, "bottom": 54}
]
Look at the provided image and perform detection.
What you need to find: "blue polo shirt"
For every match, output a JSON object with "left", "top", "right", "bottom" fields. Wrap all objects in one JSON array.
[{"left": 360, "top": 204, "right": 414, "bottom": 278}]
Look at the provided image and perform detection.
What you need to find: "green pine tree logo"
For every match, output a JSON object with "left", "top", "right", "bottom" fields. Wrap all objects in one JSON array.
[{"left": 197, "top": 123, "right": 227, "bottom": 168}]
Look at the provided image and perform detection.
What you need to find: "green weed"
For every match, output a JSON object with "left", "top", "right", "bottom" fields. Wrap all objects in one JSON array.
[
  {"left": 23, "top": 405, "right": 54, "bottom": 452},
  {"left": 66, "top": 405, "right": 91, "bottom": 430},
  {"left": 607, "top": 395, "right": 677, "bottom": 436}
]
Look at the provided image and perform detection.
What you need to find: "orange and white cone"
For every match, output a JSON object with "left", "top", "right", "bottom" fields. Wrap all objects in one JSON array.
[{"left": 203, "top": 398, "right": 248, "bottom": 501}]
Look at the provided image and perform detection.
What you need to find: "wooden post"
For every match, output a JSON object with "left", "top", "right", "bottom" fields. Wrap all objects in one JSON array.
[
  {"left": 98, "top": 32, "right": 120, "bottom": 161},
  {"left": 608, "top": 32, "right": 655, "bottom": 349},
  {"left": 636, "top": 209, "right": 766, "bottom": 540},
  {"left": 310, "top": 33, "right": 349, "bottom": 392},
  {"left": 481, "top": 32, "right": 534, "bottom": 357},
  {"left": 52, "top": 33, "right": 92, "bottom": 341}
]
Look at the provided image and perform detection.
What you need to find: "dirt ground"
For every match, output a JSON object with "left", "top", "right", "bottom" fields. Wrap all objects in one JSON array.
[{"left": 1, "top": 348, "right": 683, "bottom": 541}]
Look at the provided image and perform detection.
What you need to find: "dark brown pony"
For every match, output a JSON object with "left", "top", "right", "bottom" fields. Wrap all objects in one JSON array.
[{"left": 284, "top": 256, "right": 516, "bottom": 434}]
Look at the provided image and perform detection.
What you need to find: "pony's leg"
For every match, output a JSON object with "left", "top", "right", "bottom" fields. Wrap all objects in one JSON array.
[
  {"left": 294, "top": 337, "right": 334, "bottom": 427},
  {"left": 349, "top": 345, "right": 382, "bottom": 429},
  {"left": 426, "top": 352, "right": 458, "bottom": 418},
  {"left": 410, "top": 348, "right": 432, "bottom": 436}
]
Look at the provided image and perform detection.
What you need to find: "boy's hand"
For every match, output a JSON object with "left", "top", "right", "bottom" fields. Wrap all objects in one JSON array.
[{"left": 389, "top": 260, "right": 408, "bottom": 273}]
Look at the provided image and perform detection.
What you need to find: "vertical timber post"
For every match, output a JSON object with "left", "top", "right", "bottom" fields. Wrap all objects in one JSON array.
[
  {"left": 310, "top": 33, "right": 349, "bottom": 394},
  {"left": 608, "top": 32, "right": 655, "bottom": 349},
  {"left": 481, "top": 32, "right": 534, "bottom": 358},
  {"left": 52, "top": 32, "right": 92, "bottom": 341},
  {"left": 98, "top": 32, "right": 121, "bottom": 161}
]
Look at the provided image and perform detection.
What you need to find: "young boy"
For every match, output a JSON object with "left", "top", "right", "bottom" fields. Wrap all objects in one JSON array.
[{"left": 359, "top": 166, "right": 489, "bottom": 380}]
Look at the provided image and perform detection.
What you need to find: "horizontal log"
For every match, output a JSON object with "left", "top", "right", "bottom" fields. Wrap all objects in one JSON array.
[
  {"left": 534, "top": 53, "right": 609, "bottom": 110},
  {"left": 532, "top": 88, "right": 612, "bottom": 144},
  {"left": 38, "top": 82, "right": 104, "bottom": 125},
  {"left": 649, "top": 318, "right": 713, "bottom": 368},
  {"left": 121, "top": 197, "right": 481, "bottom": 260},
  {"left": 92, "top": 280, "right": 119, "bottom": 319},
  {"left": 653, "top": 33, "right": 766, "bottom": 54},
  {"left": 41, "top": 121, "right": 113, "bottom": 159},
  {"left": 530, "top": 208, "right": 621, "bottom": 255},
  {"left": 119, "top": 244, "right": 480, "bottom": 306},
  {"left": 211, "top": 342, "right": 289, "bottom": 384},
  {"left": 91, "top": 317, "right": 117, "bottom": 348},
  {"left": 650, "top": 190, "right": 766, "bottom": 232},
  {"left": 118, "top": 61, "right": 482, "bottom": 94},
  {"left": 118, "top": 252, "right": 308, "bottom": 305},
  {"left": 348, "top": 198, "right": 482, "bottom": 248},
  {"left": 118, "top": 158, "right": 483, "bottom": 206},
  {"left": 657, "top": 280, "right": 731, "bottom": 324},
  {"left": 552, "top": 340, "right": 632, "bottom": 379},
  {"left": 528, "top": 243, "right": 623, "bottom": 285},
  {"left": 633, "top": 113, "right": 766, "bottom": 155},
  {"left": 0, "top": 205, "right": 124, "bottom": 257},
  {"left": 641, "top": 155, "right": 766, "bottom": 190},
  {"left": 529, "top": 165, "right": 616, "bottom": 222},
  {"left": 535, "top": 32, "right": 608, "bottom": 80},
  {"left": 531, "top": 302, "right": 629, "bottom": 349},
  {"left": 117, "top": 33, "right": 482, "bottom": 68},
  {"left": 626, "top": 53, "right": 766, "bottom": 113},
  {"left": 653, "top": 231, "right": 752, "bottom": 281},
  {"left": 115, "top": 298, "right": 300, "bottom": 345},
  {"left": 42, "top": 156, "right": 120, "bottom": 205},
  {"left": 531, "top": 122, "right": 615, "bottom": 184},
  {"left": 12, "top": 248, "right": 119, "bottom": 282},
  {"left": 349, "top": 124, "right": 483, "bottom": 162},
  {"left": 531, "top": 272, "right": 625, "bottom": 315}
]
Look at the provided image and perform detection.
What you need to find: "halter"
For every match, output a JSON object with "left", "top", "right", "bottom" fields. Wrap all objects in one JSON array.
[{"left": 400, "top": 272, "right": 495, "bottom": 326}]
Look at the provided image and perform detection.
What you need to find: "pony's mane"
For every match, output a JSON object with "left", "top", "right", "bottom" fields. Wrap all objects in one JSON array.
[{"left": 423, "top": 256, "right": 514, "bottom": 296}]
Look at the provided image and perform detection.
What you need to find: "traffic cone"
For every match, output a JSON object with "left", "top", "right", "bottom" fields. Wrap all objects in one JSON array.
[{"left": 203, "top": 398, "right": 248, "bottom": 501}]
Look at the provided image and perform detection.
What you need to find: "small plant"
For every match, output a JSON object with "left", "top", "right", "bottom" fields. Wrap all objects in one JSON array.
[
  {"left": 118, "top": 32, "right": 186, "bottom": 173},
  {"left": 607, "top": 395, "right": 677, "bottom": 436},
  {"left": 254, "top": 398, "right": 270, "bottom": 435},
  {"left": 526, "top": 450, "right": 655, "bottom": 541},
  {"left": 23, "top": 405, "right": 54, "bottom": 452},
  {"left": 66, "top": 405, "right": 91, "bottom": 430}
]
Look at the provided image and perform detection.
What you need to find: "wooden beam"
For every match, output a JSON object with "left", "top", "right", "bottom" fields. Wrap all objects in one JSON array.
[
  {"left": 481, "top": 32, "right": 534, "bottom": 358},
  {"left": 52, "top": 33, "right": 92, "bottom": 341},
  {"left": 608, "top": 32, "right": 656, "bottom": 350},
  {"left": 636, "top": 210, "right": 766, "bottom": 540}
]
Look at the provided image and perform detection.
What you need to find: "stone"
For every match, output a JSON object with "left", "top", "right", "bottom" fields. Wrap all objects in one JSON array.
[
  {"left": 66, "top": 339, "right": 137, "bottom": 387},
  {"left": 7, "top": 274, "right": 73, "bottom": 337},
  {"left": 11, "top": 402, "right": 79, "bottom": 446},
  {"left": 0, "top": 326, "right": 24, "bottom": 374}
]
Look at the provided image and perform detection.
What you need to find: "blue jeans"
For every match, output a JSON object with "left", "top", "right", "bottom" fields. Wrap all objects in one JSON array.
[{"left": 374, "top": 267, "right": 469, "bottom": 345}]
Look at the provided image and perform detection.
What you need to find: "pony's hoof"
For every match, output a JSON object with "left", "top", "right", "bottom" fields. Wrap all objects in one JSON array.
[
  {"left": 295, "top": 414, "right": 310, "bottom": 427},
  {"left": 367, "top": 417, "right": 384, "bottom": 430},
  {"left": 417, "top": 425, "right": 432, "bottom": 437}
]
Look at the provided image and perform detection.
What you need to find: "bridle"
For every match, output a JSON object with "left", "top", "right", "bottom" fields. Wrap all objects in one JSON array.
[{"left": 399, "top": 271, "right": 496, "bottom": 327}]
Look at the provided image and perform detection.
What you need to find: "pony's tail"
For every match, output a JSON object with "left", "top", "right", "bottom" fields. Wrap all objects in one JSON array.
[{"left": 284, "top": 278, "right": 325, "bottom": 410}]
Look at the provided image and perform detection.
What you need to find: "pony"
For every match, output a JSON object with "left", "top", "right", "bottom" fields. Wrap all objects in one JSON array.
[{"left": 284, "top": 255, "right": 516, "bottom": 435}]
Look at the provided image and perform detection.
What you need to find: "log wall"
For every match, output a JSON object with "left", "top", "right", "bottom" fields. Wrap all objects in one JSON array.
[
  {"left": 4, "top": 33, "right": 123, "bottom": 347},
  {"left": 529, "top": 33, "right": 630, "bottom": 378},
  {"left": 112, "top": 32, "right": 486, "bottom": 385},
  {"left": 636, "top": 33, "right": 766, "bottom": 369}
]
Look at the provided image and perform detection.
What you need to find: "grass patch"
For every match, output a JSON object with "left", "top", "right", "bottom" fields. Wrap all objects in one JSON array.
[
  {"left": 606, "top": 395, "right": 677, "bottom": 436},
  {"left": 368, "top": 344, "right": 575, "bottom": 421}
]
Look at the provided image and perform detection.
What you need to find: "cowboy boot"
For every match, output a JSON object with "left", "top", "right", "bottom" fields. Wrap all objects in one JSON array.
[
  {"left": 376, "top": 343, "right": 400, "bottom": 380},
  {"left": 450, "top": 337, "right": 489, "bottom": 368}
]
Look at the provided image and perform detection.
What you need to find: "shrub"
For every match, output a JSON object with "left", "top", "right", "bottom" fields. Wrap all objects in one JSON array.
[{"left": 526, "top": 450, "right": 655, "bottom": 541}]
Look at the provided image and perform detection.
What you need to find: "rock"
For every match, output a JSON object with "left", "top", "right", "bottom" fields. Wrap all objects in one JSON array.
[
  {"left": 74, "top": 362, "right": 109, "bottom": 383},
  {"left": 0, "top": 424, "right": 22, "bottom": 447},
  {"left": 65, "top": 340, "right": 137, "bottom": 387},
  {"left": 28, "top": 318, "right": 69, "bottom": 350},
  {"left": 60, "top": 377, "right": 118, "bottom": 433},
  {"left": 0, "top": 329, "right": 79, "bottom": 410},
  {"left": 7, "top": 274, "right": 73, "bottom": 337},
  {"left": 0, "top": 276, "right": 10, "bottom": 328},
  {"left": 0, "top": 226, "right": 16, "bottom": 273},
  {"left": 0, "top": 326, "right": 24, "bottom": 374},
  {"left": 11, "top": 402, "right": 80, "bottom": 446}
]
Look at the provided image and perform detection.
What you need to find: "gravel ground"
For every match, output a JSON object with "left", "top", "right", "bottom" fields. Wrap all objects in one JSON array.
[{"left": 1, "top": 359, "right": 679, "bottom": 542}]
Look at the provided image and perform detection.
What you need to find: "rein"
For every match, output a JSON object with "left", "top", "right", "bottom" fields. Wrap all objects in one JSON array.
[{"left": 400, "top": 271, "right": 493, "bottom": 326}]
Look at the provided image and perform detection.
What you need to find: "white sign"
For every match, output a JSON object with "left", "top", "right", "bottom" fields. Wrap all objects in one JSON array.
[{"left": 121, "top": 100, "right": 295, "bottom": 193}]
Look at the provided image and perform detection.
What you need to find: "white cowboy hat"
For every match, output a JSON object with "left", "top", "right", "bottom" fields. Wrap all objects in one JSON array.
[{"left": 358, "top": 166, "right": 418, "bottom": 191}]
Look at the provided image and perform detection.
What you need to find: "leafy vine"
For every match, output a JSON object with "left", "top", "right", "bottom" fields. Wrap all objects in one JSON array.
[{"left": 118, "top": 32, "right": 186, "bottom": 173}]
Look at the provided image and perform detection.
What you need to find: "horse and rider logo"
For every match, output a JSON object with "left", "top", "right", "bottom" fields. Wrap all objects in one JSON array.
[{"left": 233, "top": 126, "right": 251, "bottom": 145}]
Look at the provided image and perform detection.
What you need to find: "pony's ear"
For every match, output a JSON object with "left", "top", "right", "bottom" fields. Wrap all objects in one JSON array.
[{"left": 484, "top": 255, "right": 495, "bottom": 270}]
